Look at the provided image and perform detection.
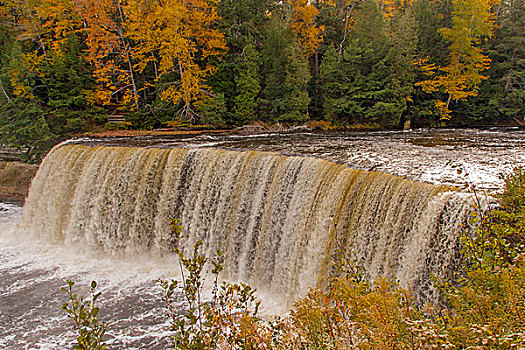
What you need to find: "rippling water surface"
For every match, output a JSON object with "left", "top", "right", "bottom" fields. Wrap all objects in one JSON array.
[
  {"left": 0, "top": 203, "right": 176, "bottom": 349},
  {"left": 73, "top": 128, "right": 525, "bottom": 190}
]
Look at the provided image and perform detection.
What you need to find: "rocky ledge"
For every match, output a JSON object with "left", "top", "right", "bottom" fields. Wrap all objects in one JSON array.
[{"left": 0, "top": 161, "right": 38, "bottom": 204}]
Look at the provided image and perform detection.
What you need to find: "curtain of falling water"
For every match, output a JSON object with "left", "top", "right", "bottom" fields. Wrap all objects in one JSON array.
[{"left": 21, "top": 144, "right": 473, "bottom": 304}]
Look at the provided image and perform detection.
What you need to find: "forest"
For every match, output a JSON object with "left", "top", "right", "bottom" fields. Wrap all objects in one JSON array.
[{"left": 0, "top": 0, "right": 523, "bottom": 160}]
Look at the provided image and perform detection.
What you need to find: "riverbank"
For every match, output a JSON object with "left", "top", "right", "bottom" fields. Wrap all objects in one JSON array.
[
  {"left": 82, "top": 122, "right": 310, "bottom": 138},
  {"left": 0, "top": 161, "right": 38, "bottom": 204}
]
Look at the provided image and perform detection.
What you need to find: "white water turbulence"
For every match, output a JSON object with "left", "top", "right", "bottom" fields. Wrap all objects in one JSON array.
[
  {"left": 0, "top": 201, "right": 179, "bottom": 349},
  {"left": 21, "top": 144, "right": 473, "bottom": 307}
]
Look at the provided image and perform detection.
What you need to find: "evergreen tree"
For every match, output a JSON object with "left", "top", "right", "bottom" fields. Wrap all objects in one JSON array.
[
  {"left": 260, "top": 15, "right": 310, "bottom": 123},
  {"left": 198, "top": 93, "right": 228, "bottom": 128},
  {"left": 315, "top": 0, "right": 361, "bottom": 56},
  {"left": 321, "top": 0, "right": 405, "bottom": 128},
  {"left": 319, "top": 45, "right": 348, "bottom": 122},
  {"left": 0, "top": 35, "right": 56, "bottom": 161},
  {"left": 208, "top": 0, "right": 273, "bottom": 125},
  {"left": 42, "top": 35, "right": 102, "bottom": 135},
  {"left": 492, "top": 0, "right": 525, "bottom": 121},
  {"left": 413, "top": 0, "right": 452, "bottom": 67},
  {"left": 233, "top": 43, "right": 261, "bottom": 124},
  {"left": 0, "top": 25, "right": 101, "bottom": 160},
  {"left": 389, "top": 7, "right": 419, "bottom": 127},
  {"left": 0, "top": 100, "right": 54, "bottom": 162}
]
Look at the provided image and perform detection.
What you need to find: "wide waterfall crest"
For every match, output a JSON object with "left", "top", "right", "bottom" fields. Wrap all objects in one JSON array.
[{"left": 21, "top": 144, "right": 473, "bottom": 304}]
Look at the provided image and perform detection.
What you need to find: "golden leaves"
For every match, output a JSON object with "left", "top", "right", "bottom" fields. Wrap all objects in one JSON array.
[
  {"left": 8, "top": 67, "right": 33, "bottom": 99},
  {"left": 377, "top": 0, "right": 413, "bottom": 21},
  {"left": 415, "top": 0, "right": 496, "bottom": 120},
  {"left": 70, "top": 0, "right": 138, "bottom": 109},
  {"left": 290, "top": 0, "right": 325, "bottom": 57},
  {"left": 127, "top": 0, "right": 226, "bottom": 117},
  {"left": 37, "top": 0, "right": 83, "bottom": 49}
]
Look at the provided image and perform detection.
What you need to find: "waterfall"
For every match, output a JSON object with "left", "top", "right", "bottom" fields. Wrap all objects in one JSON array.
[{"left": 21, "top": 144, "right": 473, "bottom": 304}]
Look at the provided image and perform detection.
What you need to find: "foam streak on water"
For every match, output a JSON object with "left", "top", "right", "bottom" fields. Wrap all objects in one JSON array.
[{"left": 0, "top": 203, "right": 176, "bottom": 349}]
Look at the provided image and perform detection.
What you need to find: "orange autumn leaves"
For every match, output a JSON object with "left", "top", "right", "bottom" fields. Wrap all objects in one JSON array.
[
  {"left": 126, "top": 0, "right": 226, "bottom": 119},
  {"left": 7, "top": 0, "right": 138, "bottom": 109},
  {"left": 5, "top": 0, "right": 227, "bottom": 116},
  {"left": 3, "top": 0, "right": 500, "bottom": 121},
  {"left": 290, "top": 0, "right": 324, "bottom": 57},
  {"left": 21, "top": 0, "right": 323, "bottom": 117}
]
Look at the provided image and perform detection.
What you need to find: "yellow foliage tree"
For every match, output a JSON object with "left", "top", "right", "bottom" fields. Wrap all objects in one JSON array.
[
  {"left": 71, "top": 0, "right": 139, "bottom": 110},
  {"left": 290, "top": 0, "right": 324, "bottom": 57},
  {"left": 377, "top": 0, "right": 413, "bottom": 20},
  {"left": 1, "top": 0, "right": 83, "bottom": 101},
  {"left": 36, "top": 0, "right": 83, "bottom": 53},
  {"left": 126, "top": 0, "right": 226, "bottom": 121},
  {"left": 416, "top": 0, "right": 498, "bottom": 119}
]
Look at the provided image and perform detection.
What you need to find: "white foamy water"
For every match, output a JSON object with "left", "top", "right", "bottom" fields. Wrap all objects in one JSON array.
[
  {"left": 0, "top": 202, "right": 286, "bottom": 349},
  {"left": 0, "top": 203, "right": 178, "bottom": 349}
]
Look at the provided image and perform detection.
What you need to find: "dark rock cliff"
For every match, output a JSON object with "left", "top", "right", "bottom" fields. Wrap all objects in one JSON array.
[{"left": 0, "top": 161, "right": 38, "bottom": 204}]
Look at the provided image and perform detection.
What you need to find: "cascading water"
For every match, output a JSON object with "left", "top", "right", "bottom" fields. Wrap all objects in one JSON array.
[{"left": 21, "top": 143, "right": 473, "bottom": 306}]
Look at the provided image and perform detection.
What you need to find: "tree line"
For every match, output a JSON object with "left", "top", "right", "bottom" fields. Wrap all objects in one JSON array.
[{"left": 0, "top": 0, "right": 523, "bottom": 159}]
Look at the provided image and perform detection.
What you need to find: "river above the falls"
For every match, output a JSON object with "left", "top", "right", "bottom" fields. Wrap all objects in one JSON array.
[{"left": 71, "top": 127, "right": 525, "bottom": 190}]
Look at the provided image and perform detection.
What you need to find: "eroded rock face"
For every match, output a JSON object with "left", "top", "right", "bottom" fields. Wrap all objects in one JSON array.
[{"left": 0, "top": 161, "right": 38, "bottom": 203}]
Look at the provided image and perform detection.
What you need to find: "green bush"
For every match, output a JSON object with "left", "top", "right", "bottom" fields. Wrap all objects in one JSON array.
[
  {"left": 62, "top": 280, "right": 108, "bottom": 350},
  {"left": 440, "top": 168, "right": 525, "bottom": 348}
]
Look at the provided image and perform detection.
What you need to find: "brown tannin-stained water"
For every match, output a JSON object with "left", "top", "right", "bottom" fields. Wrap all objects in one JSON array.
[
  {"left": 1, "top": 128, "right": 524, "bottom": 348},
  {"left": 73, "top": 127, "right": 525, "bottom": 190}
]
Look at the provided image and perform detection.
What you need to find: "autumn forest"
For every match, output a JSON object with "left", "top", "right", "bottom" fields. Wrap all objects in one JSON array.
[{"left": 0, "top": 0, "right": 523, "bottom": 159}]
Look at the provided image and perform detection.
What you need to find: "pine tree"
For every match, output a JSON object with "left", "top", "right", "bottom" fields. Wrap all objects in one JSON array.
[
  {"left": 389, "top": 7, "right": 419, "bottom": 127},
  {"left": 208, "top": 0, "right": 273, "bottom": 125},
  {"left": 322, "top": 0, "right": 405, "bottom": 128},
  {"left": 260, "top": 15, "right": 310, "bottom": 123},
  {"left": 43, "top": 34, "right": 101, "bottom": 134},
  {"left": 319, "top": 45, "right": 348, "bottom": 122},
  {"left": 315, "top": 0, "right": 361, "bottom": 56},
  {"left": 490, "top": 0, "right": 524, "bottom": 121},
  {"left": 413, "top": 0, "right": 452, "bottom": 67},
  {"left": 233, "top": 43, "right": 261, "bottom": 125}
]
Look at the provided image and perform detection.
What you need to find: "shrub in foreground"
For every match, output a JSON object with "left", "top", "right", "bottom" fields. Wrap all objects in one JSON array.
[{"left": 62, "top": 280, "right": 108, "bottom": 350}]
